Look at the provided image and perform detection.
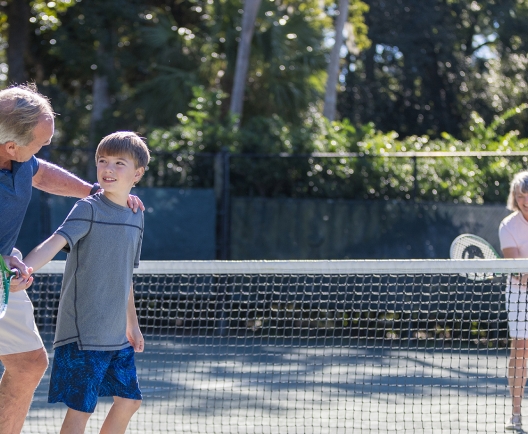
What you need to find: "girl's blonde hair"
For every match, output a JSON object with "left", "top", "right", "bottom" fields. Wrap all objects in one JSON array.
[{"left": 507, "top": 171, "right": 528, "bottom": 211}]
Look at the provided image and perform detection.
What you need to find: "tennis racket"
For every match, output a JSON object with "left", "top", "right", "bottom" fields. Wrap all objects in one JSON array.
[
  {"left": 450, "top": 234, "right": 501, "bottom": 260},
  {"left": 449, "top": 234, "right": 500, "bottom": 281},
  {"left": 0, "top": 256, "right": 19, "bottom": 319}
]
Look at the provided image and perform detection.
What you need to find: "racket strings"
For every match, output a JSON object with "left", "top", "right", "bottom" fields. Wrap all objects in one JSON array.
[{"left": 453, "top": 241, "right": 498, "bottom": 260}]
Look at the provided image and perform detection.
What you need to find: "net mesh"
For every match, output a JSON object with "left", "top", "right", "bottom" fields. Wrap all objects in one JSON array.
[{"left": 11, "top": 259, "right": 528, "bottom": 433}]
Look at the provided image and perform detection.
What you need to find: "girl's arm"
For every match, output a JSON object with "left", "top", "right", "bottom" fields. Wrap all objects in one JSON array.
[
  {"left": 502, "top": 247, "right": 528, "bottom": 286},
  {"left": 24, "top": 234, "right": 68, "bottom": 272},
  {"left": 503, "top": 247, "right": 521, "bottom": 259}
]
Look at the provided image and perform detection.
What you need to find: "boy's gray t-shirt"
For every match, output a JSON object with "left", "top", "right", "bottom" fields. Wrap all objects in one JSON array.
[{"left": 54, "top": 192, "right": 144, "bottom": 351}]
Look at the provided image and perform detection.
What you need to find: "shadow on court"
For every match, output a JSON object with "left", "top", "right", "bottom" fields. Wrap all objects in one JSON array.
[{"left": 17, "top": 335, "right": 511, "bottom": 433}]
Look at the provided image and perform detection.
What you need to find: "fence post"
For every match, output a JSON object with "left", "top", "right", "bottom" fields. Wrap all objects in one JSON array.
[
  {"left": 214, "top": 148, "right": 231, "bottom": 260},
  {"left": 214, "top": 148, "right": 231, "bottom": 335},
  {"left": 412, "top": 155, "right": 418, "bottom": 201}
]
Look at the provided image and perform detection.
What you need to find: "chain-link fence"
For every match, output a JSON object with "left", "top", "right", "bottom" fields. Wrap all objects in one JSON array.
[{"left": 34, "top": 148, "right": 528, "bottom": 259}]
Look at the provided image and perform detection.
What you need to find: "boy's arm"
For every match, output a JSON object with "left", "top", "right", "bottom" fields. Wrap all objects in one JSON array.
[
  {"left": 126, "top": 284, "right": 144, "bottom": 352},
  {"left": 24, "top": 234, "right": 68, "bottom": 273},
  {"left": 4, "top": 253, "right": 33, "bottom": 293}
]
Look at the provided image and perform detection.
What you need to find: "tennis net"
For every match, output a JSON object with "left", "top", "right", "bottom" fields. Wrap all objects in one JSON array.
[{"left": 17, "top": 259, "right": 528, "bottom": 433}]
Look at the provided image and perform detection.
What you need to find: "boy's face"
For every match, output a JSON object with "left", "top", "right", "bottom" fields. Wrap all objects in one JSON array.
[{"left": 96, "top": 153, "right": 144, "bottom": 195}]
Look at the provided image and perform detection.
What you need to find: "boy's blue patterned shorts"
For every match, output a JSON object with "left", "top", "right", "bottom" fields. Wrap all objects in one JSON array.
[{"left": 48, "top": 342, "right": 142, "bottom": 413}]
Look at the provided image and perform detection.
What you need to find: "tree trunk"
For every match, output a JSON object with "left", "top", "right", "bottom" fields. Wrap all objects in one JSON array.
[
  {"left": 229, "top": 0, "right": 262, "bottom": 120},
  {"left": 86, "top": 72, "right": 110, "bottom": 180},
  {"left": 90, "top": 73, "right": 111, "bottom": 130},
  {"left": 87, "top": 41, "right": 112, "bottom": 180},
  {"left": 323, "top": 0, "right": 350, "bottom": 121},
  {"left": 7, "top": 0, "right": 30, "bottom": 84}
]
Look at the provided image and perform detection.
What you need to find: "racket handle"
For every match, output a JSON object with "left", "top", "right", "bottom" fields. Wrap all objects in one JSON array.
[{"left": 0, "top": 286, "right": 7, "bottom": 319}]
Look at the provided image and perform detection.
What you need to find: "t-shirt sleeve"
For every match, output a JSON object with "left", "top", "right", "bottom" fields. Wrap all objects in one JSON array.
[
  {"left": 54, "top": 200, "right": 93, "bottom": 251},
  {"left": 30, "top": 156, "right": 40, "bottom": 176},
  {"left": 499, "top": 220, "right": 517, "bottom": 251}
]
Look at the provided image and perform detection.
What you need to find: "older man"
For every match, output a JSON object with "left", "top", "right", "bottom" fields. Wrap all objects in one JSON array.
[{"left": 0, "top": 84, "right": 143, "bottom": 434}]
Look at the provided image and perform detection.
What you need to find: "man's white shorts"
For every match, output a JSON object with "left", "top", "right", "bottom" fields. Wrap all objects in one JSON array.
[{"left": 0, "top": 290, "right": 44, "bottom": 356}]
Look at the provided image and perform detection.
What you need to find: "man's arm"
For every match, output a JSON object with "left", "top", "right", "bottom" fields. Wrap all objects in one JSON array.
[
  {"left": 126, "top": 284, "right": 144, "bottom": 352},
  {"left": 32, "top": 159, "right": 92, "bottom": 198},
  {"left": 24, "top": 234, "right": 67, "bottom": 273},
  {"left": 33, "top": 159, "right": 145, "bottom": 212}
]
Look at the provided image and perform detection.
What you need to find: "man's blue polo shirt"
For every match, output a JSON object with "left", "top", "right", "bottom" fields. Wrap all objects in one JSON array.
[{"left": 0, "top": 156, "right": 39, "bottom": 255}]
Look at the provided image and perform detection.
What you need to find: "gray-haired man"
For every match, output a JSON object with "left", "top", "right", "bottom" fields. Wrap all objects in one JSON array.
[{"left": 0, "top": 84, "right": 143, "bottom": 434}]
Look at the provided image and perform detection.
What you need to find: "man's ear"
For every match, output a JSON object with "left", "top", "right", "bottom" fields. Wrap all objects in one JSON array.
[{"left": 3, "top": 141, "right": 17, "bottom": 158}]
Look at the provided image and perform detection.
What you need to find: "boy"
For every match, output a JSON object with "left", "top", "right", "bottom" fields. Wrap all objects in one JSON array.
[{"left": 24, "top": 131, "right": 150, "bottom": 434}]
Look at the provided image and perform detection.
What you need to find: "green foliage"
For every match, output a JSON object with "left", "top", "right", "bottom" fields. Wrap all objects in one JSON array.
[
  {"left": 237, "top": 0, "right": 330, "bottom": 122},
  {"left": 348, "top": 0, "right": 370, "bottom": 52},
  {"left": 31, "top": 0, "right": 76, "bottom": 31},
  {"left": 3, "top": 0, "right": 528, "bottom": 202},
  {"left": 146, "top": 96, "right": 528, "bottom": 204},
  {"left": 338, "top": 0, "right": 528, "bottom": 139},
  {"left": 336, "top": 103, "right": 528, "bottom": 203},
  {"left": 148, "top": 86, "right": 237, "bottom": 153}
]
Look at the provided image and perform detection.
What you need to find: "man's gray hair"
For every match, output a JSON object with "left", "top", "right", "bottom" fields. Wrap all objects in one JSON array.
[
  {"left": 507, "top": 171, "right": 528, "bottom": 211},
  {"left": 0, "top": 83, "right": 54, "bottom": 147}
]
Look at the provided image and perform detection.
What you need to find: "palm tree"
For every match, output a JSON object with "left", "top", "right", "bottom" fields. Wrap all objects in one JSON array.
[
  {"left": 323, "top": 0, "right": 350, "bottom": 121},
  {"left": 229, "top": 0, "right": 263, "bottom": 119}
]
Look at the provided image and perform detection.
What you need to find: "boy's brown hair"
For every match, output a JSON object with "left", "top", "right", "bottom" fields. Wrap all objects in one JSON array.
[{"left": 95, "top": 131, "right": 150, "bottom": 169}]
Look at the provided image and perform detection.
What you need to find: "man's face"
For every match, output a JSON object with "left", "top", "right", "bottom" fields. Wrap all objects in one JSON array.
[{"left": 11, "top": 114, "right": 54, "bottom": 162}]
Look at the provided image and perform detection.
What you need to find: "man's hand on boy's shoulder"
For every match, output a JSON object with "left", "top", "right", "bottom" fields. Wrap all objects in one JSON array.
[{"left": 127, "top": 194, "right": 145, "bottom": 213}]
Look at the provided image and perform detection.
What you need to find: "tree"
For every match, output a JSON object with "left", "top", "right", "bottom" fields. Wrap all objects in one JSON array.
[
  {"left": 338, "top": 0, "right": 528, "bottom": 139},
  {"left": 323, "top": 0, "right": 349, "bottom": 121},
  {"left": 235, "top": 0, "right": 329, "bottom": 124},
  {"left": 6, "top": 0, "right": 30, "bottom": 84},
  {"left": 229, "top": 0, "right": 262, "bottom": 120},
  {"left": 35, "top": 0, "right": 148, "bottom": 146},
  {"left": 321, "top": 0, "right": 369, "bottom": 121},
  {"left": 0, "top": 0, "right": 75, "bottom": 84}
]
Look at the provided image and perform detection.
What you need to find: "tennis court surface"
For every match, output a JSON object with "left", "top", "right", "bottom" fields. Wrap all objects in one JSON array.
[{"left": 14, "top": 259, "right": 527, "bottom": 433}]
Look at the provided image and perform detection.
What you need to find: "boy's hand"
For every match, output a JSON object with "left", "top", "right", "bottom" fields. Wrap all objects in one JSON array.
[
  {"left": 127, "top": 326, "right": 144, "bottom": 352},
  {"left": 2, "top": 255, "right": 33, "bottom": 292},
  {"left": 127, "top": 195, "right": 145, "bottom": 213}
]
